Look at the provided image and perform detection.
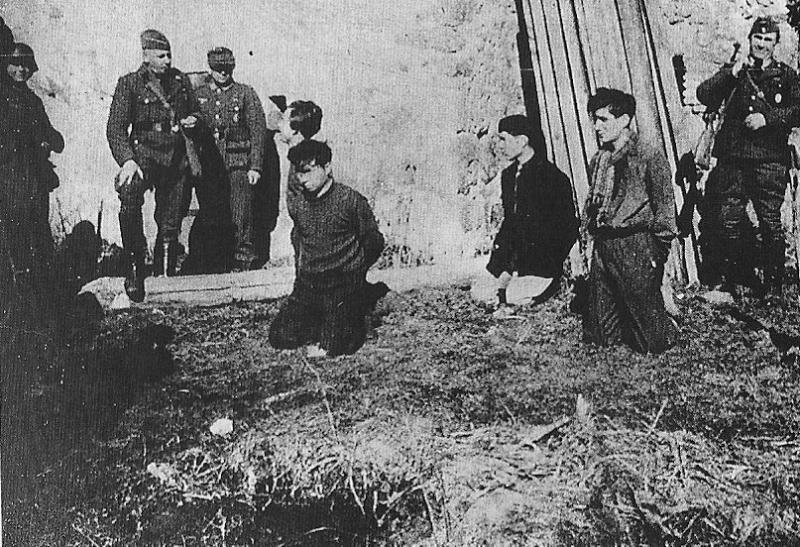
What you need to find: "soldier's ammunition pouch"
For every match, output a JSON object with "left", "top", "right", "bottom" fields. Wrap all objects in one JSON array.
[{"left": 225, "top": 126, "right": 251, "bottom": 169}]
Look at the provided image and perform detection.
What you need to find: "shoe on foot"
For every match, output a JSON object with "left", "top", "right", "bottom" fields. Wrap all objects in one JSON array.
[
  {"left": 492, "top": 305, "right": 516, "bottom": 319},
  {"left": 306, "top": 344, "right": 328, "bottom": 358}
]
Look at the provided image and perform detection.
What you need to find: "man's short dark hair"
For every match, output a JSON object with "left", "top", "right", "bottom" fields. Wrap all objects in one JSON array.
[
  {"left": 498, "top": 114, "right": 539, "bottom": 142},
  {"left": 288, "top": 139, "right": 332, "bottom": 168},
  {"left": 288, "top": 100, "right": 323, "bottom": 140},
  {"left": 587, "top": 88, "right": 636, "bottom": 119}
]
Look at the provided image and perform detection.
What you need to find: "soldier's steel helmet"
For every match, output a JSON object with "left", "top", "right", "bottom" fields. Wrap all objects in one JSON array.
[{"left": 9, "top": 42, "right": 38, "bottom": 73}]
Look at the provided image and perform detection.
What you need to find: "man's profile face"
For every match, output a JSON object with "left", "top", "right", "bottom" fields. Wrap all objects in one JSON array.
[
  {"left": 295, "top": 160, "right": 331, "bottom": 194},
  {"left": 279, "top": 110, "right": 304, "bottom": 146},
  {"left": 143, "top": 49, "right": 171, "bottom": 74},
  {"left": 210, "top": 66, "right": 233, "bottom": 86},
  {"left": 749, "top": 32, "right": 777, "bottom": 63},
  {"left": 6, "top": 60, "right": 31, "bottom": 83},
  {"left": 498, "top": 131, "right": 528, "bottom": 161},
  {"left": 591, "top": 107, "right": 630, "bottom": 146}
]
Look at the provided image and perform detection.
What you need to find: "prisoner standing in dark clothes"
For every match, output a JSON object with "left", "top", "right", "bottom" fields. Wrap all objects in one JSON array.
[
  {"left": 269, "top": 140, "right": 385, "bottom": 358},
  {"left": 487, "top": 114, "right": 578, "bottom": 312},
  {"left": 106, "top": 29, "right": 200, "bottom": 302},
  {"left": 696, "top": 16, "right": 800, "bottom": 298},
  {"left": 582, "top": 88, "right": 676, "bottom": 354},
  {"left": 191, "top": 47, "right": 268, "bottom": 272},
  {"left": 1, "top": 43, "right": 64, "bottom": 287}
]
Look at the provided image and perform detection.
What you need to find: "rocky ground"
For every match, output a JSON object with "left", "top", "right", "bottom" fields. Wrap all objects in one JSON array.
[{"left": 3, "top": 279, "right": 800, "bottom": 545}]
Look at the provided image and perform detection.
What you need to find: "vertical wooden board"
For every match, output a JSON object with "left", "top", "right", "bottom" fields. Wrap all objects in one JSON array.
[
  {"left": 578, "top": 0, "right": 631, "bottom": 91},
  {"left": 553, "top": 0, "right": 596, "bottom": 207},
  {"left": 538, "top": 0, "right": 585, "bottom": 186},
  {"left": 524, "top": 0, "right": 572, "bottom": 172},
  {"left": 523, "top": 0, "right": 557, "bottom": 163},
  {"left": 615, "top": 0, "right": 664, "bottom": 153}
]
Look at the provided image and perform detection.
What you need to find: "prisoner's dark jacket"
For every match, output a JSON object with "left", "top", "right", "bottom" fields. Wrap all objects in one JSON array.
[
  {"left": 487, "top": 156, "right": 578, "bottom": 278},
  {"left": 288, "top": 180, "right": 384, "bottom": 287},
  {"left": 696, "top": 60, "right": 800, "bottom": 162},
  {"left": 106, "top": 64, "right": 199, "bottom": 170}
]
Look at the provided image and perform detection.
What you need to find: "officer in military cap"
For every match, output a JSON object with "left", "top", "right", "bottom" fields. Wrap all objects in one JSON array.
[
  {"left": 106, "top": 29, "right": 200, "bottom": 302},
  {"left": 193, "top": 46, "right": 268, "bottom": 272},
  {"left": 697, "top": 16, "right": 800, "bottom": 298}
]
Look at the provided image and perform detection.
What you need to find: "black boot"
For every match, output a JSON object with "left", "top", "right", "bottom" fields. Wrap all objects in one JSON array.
[{"left": 124, "top": 254, "right": 145, "bottom": 303}]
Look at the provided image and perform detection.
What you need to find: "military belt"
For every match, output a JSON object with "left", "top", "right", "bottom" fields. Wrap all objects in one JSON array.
[{"left": 133, "top": 121, "right": 178, "bottom": 133}]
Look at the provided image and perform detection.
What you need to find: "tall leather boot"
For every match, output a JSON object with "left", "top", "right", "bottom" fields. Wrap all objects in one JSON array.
[
  {"left": 119, "top": 210, "right": 147, "bottom": 302},
  {"left": 763, "top": 242, "right": 785, "bottom": 299},
  {"left": 124, "top": 252, "right": 145, "bottom": 303}
]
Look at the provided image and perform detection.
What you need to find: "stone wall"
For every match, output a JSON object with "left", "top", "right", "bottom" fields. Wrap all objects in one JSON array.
[{"left": 2, "top": 0, "right": 797, "bottom": 267}]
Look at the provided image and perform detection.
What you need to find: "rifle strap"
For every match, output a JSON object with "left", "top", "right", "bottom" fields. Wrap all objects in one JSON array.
[{"left": 144, "top": 77, "right": 177, "bottom": 124}]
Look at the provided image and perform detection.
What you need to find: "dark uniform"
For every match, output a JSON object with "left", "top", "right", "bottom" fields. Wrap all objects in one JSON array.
[
  {"left": 106, "top": 31, "right": 199, "bottom": 286},
  {"left": 696, "top": 18, "right": 800, "bottom": 293},
  {"left": 194, "top": 55, "right": 267, "bottom": 269},
  {"left": 1, "top": 44, "right": 64, "bottom": 284}
]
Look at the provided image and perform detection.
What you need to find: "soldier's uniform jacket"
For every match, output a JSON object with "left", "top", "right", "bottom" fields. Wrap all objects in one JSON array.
[
  {"left": 1, "top": 78, "right": 64, "bottom": 216},
  {"left": 195, "top": 76, "right": 267, "bottom": 171},
  {"left": 697, "top": 60, "right": 800, "bottom": 162},
  {"left": 106, "top": 64, "right": 199, "bottom": 170}
]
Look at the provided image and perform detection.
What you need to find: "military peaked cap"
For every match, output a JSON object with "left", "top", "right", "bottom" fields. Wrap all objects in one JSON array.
[
  {"left": 749, "top": 16, "right": 780, "bottom": 39},
  {"left": 208, "top": 47, "right": 235, "bottom": 70},
  {"left": 140, "top": 29, "right": 171, "bottom": 51}
]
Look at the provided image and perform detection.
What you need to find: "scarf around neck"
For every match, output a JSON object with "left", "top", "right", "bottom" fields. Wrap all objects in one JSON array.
[{"left": 587, "top": 128, "right": 636, "bottom": 229}]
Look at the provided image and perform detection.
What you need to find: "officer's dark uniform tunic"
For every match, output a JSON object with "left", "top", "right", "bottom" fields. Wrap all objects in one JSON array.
[
  {"left": 106, "top": 64, "right": 199, "bottom": 270},
  {"left": 697, "top": 58, "right": 800, "bottom": 289},
  {"left": 195, "top": 77, "right": 267, "bottom": 267}
]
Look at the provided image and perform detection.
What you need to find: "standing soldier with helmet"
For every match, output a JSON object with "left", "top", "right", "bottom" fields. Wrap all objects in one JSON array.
[
  {"left": 193, "top": 46, "right": 267, "bottom": 272},
  {"left": 106, "top": 29, "right": 200, "bottom": 302},
  {"left": 1, "top": 42, "right": 64, "bottom": 292},
  {"left": 697, "top": 16, "right": 800, "bottom": 299}
]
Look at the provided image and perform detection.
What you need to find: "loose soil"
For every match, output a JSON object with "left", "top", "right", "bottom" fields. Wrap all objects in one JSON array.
[{"left": 3, "top": 283, "right": 800, "bottom": 545}]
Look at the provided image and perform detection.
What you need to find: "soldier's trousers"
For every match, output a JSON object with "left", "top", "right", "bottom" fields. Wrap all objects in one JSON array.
[
  {"left": 582, "top": 231, "right": 673, "bottom": 354},
  {"left": 229, "top": 169, "right": 255, "bottom": 265},
  {"left": 118, "top": 164, "right": 187, "bottom": 261},
  {"left": 703, "top": 159, "right": 788, "bottom": 286},
  {"left": 269, "top": 273, "right": 368, "bottom": 357}
]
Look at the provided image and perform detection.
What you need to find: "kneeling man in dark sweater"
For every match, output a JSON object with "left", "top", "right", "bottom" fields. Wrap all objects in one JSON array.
[{"left": 269, "top": 140, "right": 386, "bottom": 357}]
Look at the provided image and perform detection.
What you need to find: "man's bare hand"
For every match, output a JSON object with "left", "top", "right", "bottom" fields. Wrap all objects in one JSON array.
[
  {"left": 731, "top": 57, "right": 748, "bottom": 78},
  {"left": 247, "top": 170, "right": 261, "bottom": 186},
  {"left": 180, "top": 115, "right": 198, "bottom": 129},
  {"left": 116, "top": 159, "right": 143, "bottom": 191},
  {"left": 744, "top": 113, "right": 767, "bottom": 130}
]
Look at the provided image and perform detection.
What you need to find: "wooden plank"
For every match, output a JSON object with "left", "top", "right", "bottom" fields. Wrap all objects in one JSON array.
[
  {"left": 553, "top": 0, "right": 596, "bottom": 208},
  {"left": 523, "top": 0, "right": 557, "bottom": 163},
  {"left": 636, "top": 0, "right": 699, "bottom": 283},
  {"left": 579, "top": 0, "right": 631, "bottom": 91},
  {"left": 524, "top": 0, "right": 567, "bottom": 168},
  {"left": 81, "top": 259, "right": 489, "bottom": 310}
]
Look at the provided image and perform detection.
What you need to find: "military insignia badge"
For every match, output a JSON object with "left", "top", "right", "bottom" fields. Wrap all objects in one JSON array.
[
  {"left": 233, "top": 113, "right": 239, "bottom": 123},
  {"left": 776, "top": 93, "right": 783, "bottom": 104}
]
